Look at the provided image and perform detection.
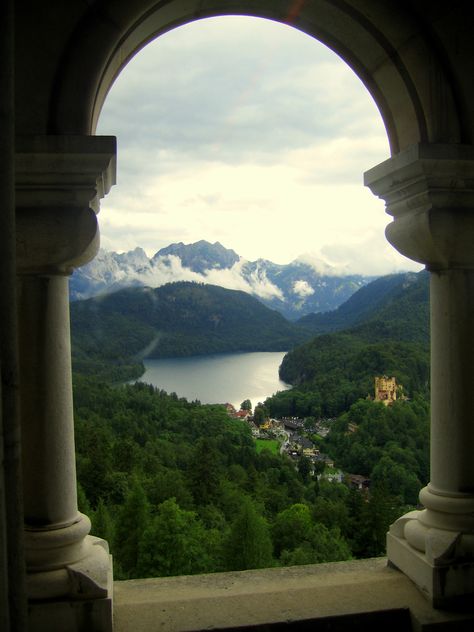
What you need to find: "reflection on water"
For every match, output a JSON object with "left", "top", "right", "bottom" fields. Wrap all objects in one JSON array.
[{"left": 137, "top": 351, "right": 291, "bottom": 408}]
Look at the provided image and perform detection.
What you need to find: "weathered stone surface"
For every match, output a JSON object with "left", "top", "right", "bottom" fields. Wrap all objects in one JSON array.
[{"left": 113, "top": 559, "right": 474, "bottom": 632}]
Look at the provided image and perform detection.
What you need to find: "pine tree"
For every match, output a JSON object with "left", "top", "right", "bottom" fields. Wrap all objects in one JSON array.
[
  {"left": 189, "top": 437, "right": 222, "bottom": 505},
  {"left": 225, "top": 497, "right": 273, "bottom": 571},
  {"left": 113, "top": 478, "right": 150, "bottom": 578},
  {"left": 91, "top": 498, "right": 115, "bottom": 545}
]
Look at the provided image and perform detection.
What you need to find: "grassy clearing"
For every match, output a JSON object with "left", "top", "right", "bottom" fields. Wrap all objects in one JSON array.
[{"left": 255, "top": 438, "right": 280, "bottom": 455}]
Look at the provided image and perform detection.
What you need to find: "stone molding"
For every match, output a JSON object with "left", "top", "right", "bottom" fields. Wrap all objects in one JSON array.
[
  {"left": 364, "top": 143, "right": 474, "bottom": 269},
  {"left": 113, "top": 558, "right": 474, "bottom": 632},
  {"left": 15, "top": 135, "right": 116, "bottom": 212}
]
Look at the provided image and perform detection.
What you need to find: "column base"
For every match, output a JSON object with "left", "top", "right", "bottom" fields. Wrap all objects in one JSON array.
[
  {"left": 28, "top": 594, "right": 112, "bottom": 632},
  {"left": 387, "top": 510, "right": 474, "bottom": 608},
  {"left": 27, "top": 535, "right": 113, "bottom": 632}
]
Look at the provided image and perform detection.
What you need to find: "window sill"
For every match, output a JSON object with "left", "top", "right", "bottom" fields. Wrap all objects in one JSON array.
[{"left": 113, "top": 557, "right": 474, "bottom": 631}]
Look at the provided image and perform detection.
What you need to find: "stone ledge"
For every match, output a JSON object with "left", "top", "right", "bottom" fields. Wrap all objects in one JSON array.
[{"left": 113, "top": 558, "right": 474, "bottom": 632}]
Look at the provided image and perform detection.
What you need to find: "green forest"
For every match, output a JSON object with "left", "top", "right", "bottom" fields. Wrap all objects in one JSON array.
[
  {"left": 74, "top": 376, "right": 428, "bottom": 579},
  {"left": 71, "top": 271, "right": 431, "bottom": 579},
  {"left": 269, "top": 271, "right": 429, "bottom": 417}
]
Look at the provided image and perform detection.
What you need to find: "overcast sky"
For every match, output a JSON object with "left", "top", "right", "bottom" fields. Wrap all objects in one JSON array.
[{"left": 96, "top": 16, "right": 421, "bottom": 275}]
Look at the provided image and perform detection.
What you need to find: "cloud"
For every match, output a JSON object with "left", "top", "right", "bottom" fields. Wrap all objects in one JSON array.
[
  {"left": 292, "top": 280, "right": 315, "bottom": 297},
  {"left": 94, "top": 16, "right": 416, "bottom": 277},
  {"left": 110, "top": 254, "right": 285, "bottom": 301},
  {"left": 97, "top": 16, "right": 387, "bottom": 166},
  {"left": 320, "top": 231, "right": 423, "bottom": 276},
  {"left": 99, "top": 158, "right": 395, "bottom": 273},
  {"left": 295, "top": 253, "right": 349, "bottom": 276}
]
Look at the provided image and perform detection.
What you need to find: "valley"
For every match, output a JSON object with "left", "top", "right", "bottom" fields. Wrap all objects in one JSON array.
[{"left": 71, "top": 259, "right": 430, "bottom": 581}]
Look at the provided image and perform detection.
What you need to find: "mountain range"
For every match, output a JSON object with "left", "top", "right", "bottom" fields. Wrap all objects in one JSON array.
[
  {"left": 70, "top": 240, "right": 373, "bottom": 320},
  {"left": 297, "top": 271, "right": 427, "bottom": 336}
]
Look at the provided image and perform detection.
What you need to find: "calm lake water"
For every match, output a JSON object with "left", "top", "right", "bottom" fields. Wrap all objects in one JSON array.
[{"left": 137, "top": 351, "right": 291, "bottom": 408}]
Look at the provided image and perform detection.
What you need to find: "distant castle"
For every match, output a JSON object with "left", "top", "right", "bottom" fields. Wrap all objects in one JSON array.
[{"left": 374, "top": 376, "right": 397, "bottom": 406}]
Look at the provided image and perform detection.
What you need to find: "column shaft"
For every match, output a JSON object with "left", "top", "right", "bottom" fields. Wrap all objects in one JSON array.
[
  {"left": 430, "top": 269, "right": 474, "bottom": 495},
  {"left": 18, "top": 274, "right": 78, "bottom": 528}
]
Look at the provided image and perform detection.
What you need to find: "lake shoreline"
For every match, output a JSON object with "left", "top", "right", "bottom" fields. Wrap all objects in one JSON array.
[{"left": 135, "top": 351, "right": 291, "bottom": 408}]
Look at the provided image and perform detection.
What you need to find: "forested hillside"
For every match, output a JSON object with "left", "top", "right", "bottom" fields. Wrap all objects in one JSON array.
[
  {"left": 297, "top": 272, "right": 424, "bottom": 335},
  {"left": 70, "top": 272, "right": 429, "bottom": 385},
  {"left": 266, "top": 271, "right": 429, "bottom": 418},
  {"left": 74, "top": 377, "right": 413, "bottom": 578},
  {"left": 322, "top": 397, "right": 429, "bottom": 506},
  {"left": 71, "top": 281, "right": 309, "bottom": 380}
]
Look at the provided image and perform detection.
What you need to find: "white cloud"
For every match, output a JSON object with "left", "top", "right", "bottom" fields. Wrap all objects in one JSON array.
[
  {"left": 112, "top": 254, "right": 285, "bottom": 300},
  {"left": 293, "top": 280, "right": 315, "bottom": 297},
  {"left": 295, "top": 253, "right": 349, "bottom": 276},
  {"left": 320, "top": 231, "right": 423, "bottom": 276}
]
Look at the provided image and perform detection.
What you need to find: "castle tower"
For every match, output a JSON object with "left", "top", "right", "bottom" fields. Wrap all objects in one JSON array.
[{"left": 374, "top": 376, "right": 397, "bottom": 406}]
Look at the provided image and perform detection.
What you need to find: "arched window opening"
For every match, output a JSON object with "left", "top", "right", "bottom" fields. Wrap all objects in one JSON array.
[{"left": 71, "top": 16, "right": 429, "bottom": 582}]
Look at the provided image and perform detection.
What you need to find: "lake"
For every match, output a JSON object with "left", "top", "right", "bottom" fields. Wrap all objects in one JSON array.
[{"left": 137, "top": 351, "right": 291, "bottom": 408}]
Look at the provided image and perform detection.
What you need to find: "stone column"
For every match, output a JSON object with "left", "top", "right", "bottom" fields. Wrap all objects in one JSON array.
[
  {"left": 365, "top": 143, "right": 474, "bottom": 608},
  {"left": 15, "top": 136, "right": 116, "bottom": 631}
]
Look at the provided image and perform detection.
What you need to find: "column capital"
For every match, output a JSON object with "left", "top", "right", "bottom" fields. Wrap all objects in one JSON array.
[
  {"left": 15, "top": 135, "right": 116, "bottom": 273},
  {"left": 15, "top": 134, "right": 116, "bottom": 212},
  {"left": 364, "top": 143, "right": 474, "bottom": 270}
]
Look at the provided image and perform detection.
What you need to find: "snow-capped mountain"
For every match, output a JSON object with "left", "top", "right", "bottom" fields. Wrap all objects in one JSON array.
[{"left": 70, "top": 240, "right": 374, "bottom": 320}]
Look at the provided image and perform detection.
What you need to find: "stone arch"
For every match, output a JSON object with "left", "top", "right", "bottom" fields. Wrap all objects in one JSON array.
[{"left": 49, "top": 0, "right": 463, "bottom": 154}]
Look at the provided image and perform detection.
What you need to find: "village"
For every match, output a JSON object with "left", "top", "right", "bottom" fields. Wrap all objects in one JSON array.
[{"left": 225, "top": 376, "right": 400, "bottom": 493}]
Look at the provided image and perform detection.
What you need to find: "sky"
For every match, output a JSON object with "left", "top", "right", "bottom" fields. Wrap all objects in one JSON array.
[{"left": 96, "top": 16, "right": 421, "bottom": 276}]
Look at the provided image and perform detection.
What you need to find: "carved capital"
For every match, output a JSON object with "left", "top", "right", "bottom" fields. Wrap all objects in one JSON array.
[
  {"left": 364, "top": 144, "right": 474, "bottom": 269},
  {"left": 15, "top": 135, "right": 116, "bottom": 272},
  {"left": 16, "top": 135, "right": 116, "bottom": 212}
]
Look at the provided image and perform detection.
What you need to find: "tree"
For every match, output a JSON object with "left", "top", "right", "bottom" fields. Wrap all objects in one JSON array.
[
  {"left": 272, "top": 504, "right": 313, "bottom": 556},
  {"left": 312, "top": 496, "right": 348, "bottom": 532},
  {"left": 274, "top": 503, "right": 351, "bottom": 565},
  {"left": 308, "top": 524, "right": 352, "bottom": 563},
  {"left": 91, "top": 498, "right": 115, "bottom": 545},
  {"left": 312, "top": 460, "right": 325, "bottom": 477},
  {"left": 304, "top": 416, "right": 316, "bottom": 430},
  {"left": 225, "top": 497, "right": 273, "bottom": 571},
  {"left": 355, "top": 483, "right": 401, "bottom": 558},
  {"left": 77, "top": 482, "right": 92, "bottom": 516},
  {"left": 240, "top": 399, "right": 252, "bottom": 411},
  {"left": 189, "top": 437, "right": 222, "bottom": 505},
  {"left": 137, "top": 498, "right": 218, "bottom": 577},
  {"left": 113, "top": 478, "right": 150, "bottom": 578},
  {"left": 253, "top": 405, "right": 266, "bottom": 426},
  {"left": 371, "top": 455, "right": 421, "bottom": 505},
  {"left": 298, "top": 455, "right": 312, "bottom": 484},
  {"left": 75, "top": 418, "right": 113, "bottom": 507}
]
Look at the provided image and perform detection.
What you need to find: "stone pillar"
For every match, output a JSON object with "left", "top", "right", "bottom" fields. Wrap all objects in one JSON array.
[
  {"left": 365, "top": 143, "right": 474, "bottom": 608},
  {"left": 15, "top": 136, "right": 116, "bottom": 631}
]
